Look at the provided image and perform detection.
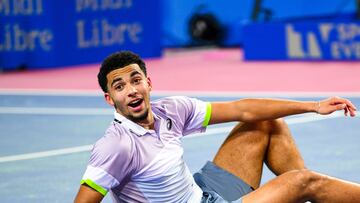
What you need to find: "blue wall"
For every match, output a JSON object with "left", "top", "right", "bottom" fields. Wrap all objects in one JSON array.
[
  {"left": 262, "top": 0, "right": 356, "bottom": 20},
  {"left": 0, "top": 0, "right": 161, "bottom": 71},
  {"left": 162, "top": 0, "right": 357, "bottom": 47},
  {"left": 162, "top": 0, "right": 254, "bottom": 47},
  {"left": 243, "top": 20, "right": 360, "bottom": 60},
  {"left": 1, "top": 0, "right": 358, "bottom": 70}
]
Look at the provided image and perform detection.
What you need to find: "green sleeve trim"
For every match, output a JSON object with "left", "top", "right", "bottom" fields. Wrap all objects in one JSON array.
[
  {"left": 80, "top": 179, "right": 108, "bottom": 196},
  {"left": 202, "top": 102, "right": 212, "bottom": 127}
]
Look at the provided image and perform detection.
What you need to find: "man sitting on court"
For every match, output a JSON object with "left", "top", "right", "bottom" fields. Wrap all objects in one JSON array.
[{"left": 74, "top": 51, "right": 360, "bottom": 203}]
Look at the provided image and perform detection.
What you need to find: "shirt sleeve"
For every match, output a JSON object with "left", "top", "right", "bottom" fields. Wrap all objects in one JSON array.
[
  {"left": 80, "top": 129, "right": 135, "bottom": 196},
  {"left": 172, "top": 96, "right": 212, "bottom": 136}
]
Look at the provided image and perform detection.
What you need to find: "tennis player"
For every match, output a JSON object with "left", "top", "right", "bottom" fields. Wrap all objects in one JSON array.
[{"left": 74, "top": 51, "right": 359, "bottom": 203}]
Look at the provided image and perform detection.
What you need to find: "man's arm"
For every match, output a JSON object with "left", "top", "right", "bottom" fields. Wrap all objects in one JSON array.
[
  {"left": 74, "top": 184, "right": 104, "bottom": 203},
  {"left": 209, "top": 96, "right": 357, "bottom": 124}
]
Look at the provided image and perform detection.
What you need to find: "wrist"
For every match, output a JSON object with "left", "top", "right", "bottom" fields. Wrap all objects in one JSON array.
[{"left": 314, "top": 101, "right": 320, "bottom": 113}]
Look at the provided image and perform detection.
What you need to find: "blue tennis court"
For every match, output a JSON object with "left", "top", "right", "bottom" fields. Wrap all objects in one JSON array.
[{"left": 0, "top": 93, "right": 359, "bottom": 202}]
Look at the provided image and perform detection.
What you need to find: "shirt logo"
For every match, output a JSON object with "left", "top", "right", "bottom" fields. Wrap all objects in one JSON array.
[{"left": 166, "top": 118, "right": 172, "bottom": 130}]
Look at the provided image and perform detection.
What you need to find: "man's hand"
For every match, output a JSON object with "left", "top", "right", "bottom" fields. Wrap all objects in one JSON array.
[{"left": 317, "top": 96, "right": 357, "bottom": 116}]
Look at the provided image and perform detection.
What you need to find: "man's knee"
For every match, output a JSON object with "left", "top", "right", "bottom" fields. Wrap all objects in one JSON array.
[
  {"left": 225, "top": 118, "right": 288, "bottom": 149},
  {"left": 251, "top": 118, "right": 286, "bottom": 134},
  {"left": 268, "top": 118, "right": 288, "bottom": 132},
  {"left": 289, "top": 169, "right": 329, "bottom": 197}
]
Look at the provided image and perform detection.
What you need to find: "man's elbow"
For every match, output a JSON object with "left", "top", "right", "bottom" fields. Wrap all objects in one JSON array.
[{"left": 240, "top": 112, "right": 259, "bottom": 123}]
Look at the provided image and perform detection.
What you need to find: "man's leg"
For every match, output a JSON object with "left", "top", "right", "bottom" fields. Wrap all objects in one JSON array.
[
  {"left": 213, "top": 119, "right": 305, "bottom": 189},
  {"left": 264, "top": 118, "right": 305, "bottom": 175},
  {"left": 242, "top": 169, "right": 360, "bottom": 203}
]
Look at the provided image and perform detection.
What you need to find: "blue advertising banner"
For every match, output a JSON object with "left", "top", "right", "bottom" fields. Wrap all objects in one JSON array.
[
  {"left": 243, "top": 21, "right": 360, "bottom": 60},
  {"left": 0, "top": 0, "right": 161, "bottom": 71}
]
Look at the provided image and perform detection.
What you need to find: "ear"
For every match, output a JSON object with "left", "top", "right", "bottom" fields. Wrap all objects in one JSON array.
[
  {"left": 104, "top": 93, "right": 115, "bottom": 106},
  {"left": 147, "top": 77, "right": 152, "bottom": 91}
]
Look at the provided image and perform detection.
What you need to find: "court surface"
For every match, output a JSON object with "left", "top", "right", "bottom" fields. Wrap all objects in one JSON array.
[{"left": 0, "top": 92, "right": 359, "bottom": 202}]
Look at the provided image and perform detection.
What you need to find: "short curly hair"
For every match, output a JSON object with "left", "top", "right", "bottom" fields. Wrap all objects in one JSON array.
[{"left": 98, "top": 51, "right": 147, "bottom": 92}]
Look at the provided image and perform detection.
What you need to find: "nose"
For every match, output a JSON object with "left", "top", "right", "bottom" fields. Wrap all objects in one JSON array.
[{"left": 127, "top": 84, "right": 138, "bottom": 96}]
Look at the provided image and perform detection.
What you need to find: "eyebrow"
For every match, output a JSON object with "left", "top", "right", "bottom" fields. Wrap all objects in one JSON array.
[
  {"left": 130, "top": 71, "right": 141, "bottom": 77},
  {"left": 111, "top": 77, "right": 123, "bottom": 87},
  {"left": 110, "top": 71, "right": 142, "bottom": 87}
]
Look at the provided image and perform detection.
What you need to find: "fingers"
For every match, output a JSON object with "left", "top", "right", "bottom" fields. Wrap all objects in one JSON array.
[
  {"left": 334, "top": 103, "right": 346, "bottom": 112},
  {"left": 344, "top": 106, "right": 348, "bottom": 116},
  {"left": 349, "top": 107, "right": 356, "bottom": 117},
  {"left": 331, "top": 96, "right": 357, "bottom": 117},
  {"left": 341, "top": 99, "right": 356, "bottom": 117},
  {"left": 319, "top": 97, "right": 355, "bottom": 116}
]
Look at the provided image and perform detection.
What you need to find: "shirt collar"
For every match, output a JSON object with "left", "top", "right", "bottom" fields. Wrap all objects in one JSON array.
[{"left": 113, "top": 112, "right": 151, "bottom": 136}]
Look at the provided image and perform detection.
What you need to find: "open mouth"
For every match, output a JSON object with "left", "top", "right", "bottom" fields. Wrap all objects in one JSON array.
[{"left": 128, "top": 99, "right": 144, "bottom": 109}]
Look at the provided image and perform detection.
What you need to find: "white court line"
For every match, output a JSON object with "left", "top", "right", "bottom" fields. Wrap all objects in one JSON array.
[
  {"left": 187, "top": 111, "right": 344, "bottom": 139},
  {"left": 0, "top": 145, "right": 93, "bottom": 163},
  {"left": 153, "top": 91, "right": 360, "bottom": 98},
  {"left": 1, "top": 88, "right": 360, "bottom": 97},
  {"left": 0, "top": 89, "right": 102, "bottom": 96},
  {"left": 0, "top": 107, "right": 113, "bottom": 115},
  {"left": 0, "top": 111, "right": 347, "bottom": 163}
]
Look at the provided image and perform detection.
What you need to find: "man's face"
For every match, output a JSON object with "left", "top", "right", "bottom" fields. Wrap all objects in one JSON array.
[{"left": 105, "top": 64, "right": 152, "bottom": 122}]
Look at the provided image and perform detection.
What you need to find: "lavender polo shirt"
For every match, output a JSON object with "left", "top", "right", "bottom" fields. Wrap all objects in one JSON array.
[{"left": 81, "top": 96, "right": 212, "bottom": 202}]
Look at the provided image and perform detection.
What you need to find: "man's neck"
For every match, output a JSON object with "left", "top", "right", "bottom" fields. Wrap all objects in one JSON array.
[
  {"left": 137, "top": 117, "right": 154, "bottom": 130},
  {"left": 133, "top": 111, "right": 155, "bottom": 130},
  {"left": 116, "top": 110, "right": 155, "bottom": 130}
]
